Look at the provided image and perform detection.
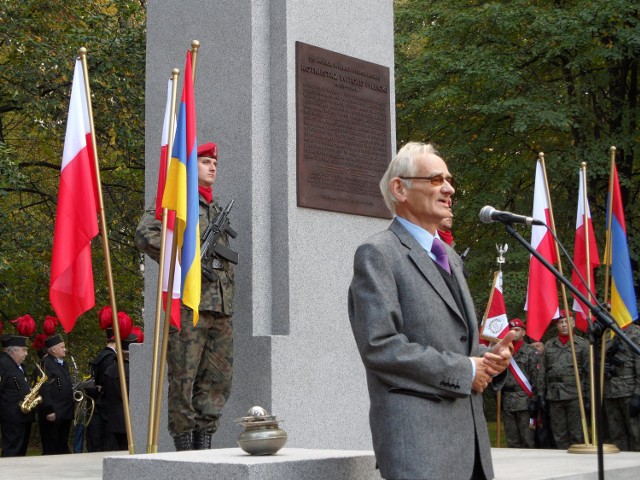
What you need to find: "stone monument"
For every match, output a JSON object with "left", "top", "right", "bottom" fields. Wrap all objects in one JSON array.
[{"left": 132, "top": 0, "right": 395, "bottom": 454}]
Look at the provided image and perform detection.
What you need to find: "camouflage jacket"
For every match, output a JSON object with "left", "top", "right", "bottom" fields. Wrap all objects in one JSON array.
[
  {"left": 501, "top": 342, "right": 540, "bottom": 412},
  {"left": 135, "top": 195, "right": 235, "bottom": 316},
  {"left": 604, "top": 323, "right": 640, "bottom": 399},
  {"left": 538, "top": 334, "right": 589, "bottom": 401}
]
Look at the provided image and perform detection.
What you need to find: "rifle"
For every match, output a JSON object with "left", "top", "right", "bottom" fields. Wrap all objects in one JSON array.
[{"left": 201, "top": 199, "right": 238, "bottom": 281}]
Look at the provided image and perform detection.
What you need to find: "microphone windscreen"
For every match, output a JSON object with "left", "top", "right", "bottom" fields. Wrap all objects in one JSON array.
[{"left": 478, "top": 206, "right": 495, "bottom": 224}]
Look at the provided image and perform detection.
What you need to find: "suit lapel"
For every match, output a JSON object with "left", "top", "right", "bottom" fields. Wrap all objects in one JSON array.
[{"left": 389, "top": 219, "right": 466, "bottom": 326}]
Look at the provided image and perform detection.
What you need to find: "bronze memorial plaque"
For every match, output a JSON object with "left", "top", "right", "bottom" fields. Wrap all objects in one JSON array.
[{"left": 296, "top": 41, "right": 392, "bottom": 219}]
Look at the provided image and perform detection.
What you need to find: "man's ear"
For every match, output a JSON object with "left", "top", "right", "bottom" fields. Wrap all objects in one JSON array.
[{"left": 390, "top": 177, "right": 406, "bottom": 203}]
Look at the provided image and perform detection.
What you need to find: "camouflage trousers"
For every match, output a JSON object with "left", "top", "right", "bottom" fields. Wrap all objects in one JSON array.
[
  {"left": 605, "top": 396, "right": 640, "bottom": 451},
  {"left": 167, "top": 309, "right": 234, "bottom": 437},
  {"left": 503, "top": 409, "right": 535, "bottom": 448},
  {"left": 549, "top": 399, "right": 584, "bottom": 449}
]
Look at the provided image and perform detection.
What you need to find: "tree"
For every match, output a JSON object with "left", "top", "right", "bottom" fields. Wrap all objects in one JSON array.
[
  {"left": 0, "top": 0, "right": 146, "bottom": 370},
  {"left": 395, "top": 0, "right": 640, "bottom": 324}
]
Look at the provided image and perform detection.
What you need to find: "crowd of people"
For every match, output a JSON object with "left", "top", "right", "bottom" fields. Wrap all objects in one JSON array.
[
  {"left": 0, "top": 315, "right": 142, "bottom": 457},
  {"left": 502, "top": 312, "right": 640, "bottom": 452},
  {"left": 0, "top": 139, "right": 637, "bottom": 480}
]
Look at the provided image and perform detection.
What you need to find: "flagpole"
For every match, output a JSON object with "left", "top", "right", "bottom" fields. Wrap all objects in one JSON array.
[
  {"left": 539, "top": 153, "right": 590, "bottom": 447},
  {"left": 79, "top": 47, "right": 134, "bottom": 454},
  {"left": 151, "top": 210, "right": 180, "bottom": 448},
  {"left": 598, "top": 149, "right": 616, "bottom": 424},
  {"left": 599, "top": 147, "right": 617, "bottom": 405},
  {"left": 603, "top": 147, "right": 616, "bottom": 307},
  {"left": 191, "top": 40, "right": 200, "bottom": 81},
  {"left": 147, "top": 69, "right": 180, "bottom": 453},
  {"left": 581, "top": 162, "right": 601, "bottom": 447}
]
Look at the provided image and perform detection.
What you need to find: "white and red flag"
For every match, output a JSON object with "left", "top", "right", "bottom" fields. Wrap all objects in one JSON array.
[
  {"left": 155, "top": 78, "right": 181, "bottom": 329},
  {"left": 480, "top": 270, "right": 509, "bottom": 343},
  {"left": 524, "top": 160, "right": 559, "bottom": 341},
  {"left": 49, "top": 58, "right": 99, "bottom": 333},
  {"left": 571, "top": 168, "right": 600, "bottom": 331}
]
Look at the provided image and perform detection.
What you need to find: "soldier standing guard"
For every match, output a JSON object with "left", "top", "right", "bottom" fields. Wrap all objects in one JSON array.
[
  {"left": 603, "top": 322, "right": 640, "bottom": 451},
  {"left": 39, "top": 333, "right": 74, "bottom": 455},
  {"left": 501, "top": 318, "right": 539, "bottom": 448},
  {"left": 537, "top": 312, "right": 589, "bottom": 449},
  {"left": 0, "top": 335, "right": 36, "bottom": 457},
  {"left": 136, "top": 142, "right": 236, "bottom": 451}
]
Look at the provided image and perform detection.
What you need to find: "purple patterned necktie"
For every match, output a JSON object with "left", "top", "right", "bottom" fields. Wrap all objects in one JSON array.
[{"left": 431, "top": 237, "right": 451, "bottom": 274}]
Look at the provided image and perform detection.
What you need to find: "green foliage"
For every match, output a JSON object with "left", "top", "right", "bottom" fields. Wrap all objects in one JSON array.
[
  {"left": 395, "top": 0, "right": 640, "bottom": 326},
  {"left": 0, "top": 0, "right": 146, "bottom": 371}
]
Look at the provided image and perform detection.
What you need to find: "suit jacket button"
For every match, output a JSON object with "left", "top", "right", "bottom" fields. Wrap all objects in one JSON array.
[{"left": 460, "top": 335, "right": 468, "bottom": 342}]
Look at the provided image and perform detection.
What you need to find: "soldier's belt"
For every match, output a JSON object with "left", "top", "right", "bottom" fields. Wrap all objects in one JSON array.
[{"left": 548, "top": 375, "right": 577, "bottom": 383}]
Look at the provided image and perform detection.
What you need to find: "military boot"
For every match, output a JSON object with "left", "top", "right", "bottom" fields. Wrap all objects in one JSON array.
[
  {"left": 173, "top": 432, "right": 193, "bottom": 451},
  {"left": 193, "top": 430, "right": 212, "bottom": 450}
]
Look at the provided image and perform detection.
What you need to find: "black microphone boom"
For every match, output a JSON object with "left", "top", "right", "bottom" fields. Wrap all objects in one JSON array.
[{"left": 479, "top": 206, "right": 545, "bottom": 227}]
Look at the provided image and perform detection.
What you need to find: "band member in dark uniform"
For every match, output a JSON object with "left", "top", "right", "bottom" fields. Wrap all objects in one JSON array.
[
  {"left": 0, "top": 335, "right": 36, "bottom": 457},
  {"left": 39, "top": 334, "right": 74, "bottom": 455}
]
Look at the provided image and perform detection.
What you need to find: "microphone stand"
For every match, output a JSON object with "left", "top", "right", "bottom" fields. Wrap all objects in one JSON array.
[{"left": 502, "top": 223, "right": 640, "bottom": 480}]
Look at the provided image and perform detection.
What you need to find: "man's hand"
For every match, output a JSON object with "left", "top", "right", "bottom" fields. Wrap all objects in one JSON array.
[
  {"left": 483, "top": 330, "right": 515, "bottom": 375},
  {"left": 471, "top": 357, "right": 493, "bottom": 393}
]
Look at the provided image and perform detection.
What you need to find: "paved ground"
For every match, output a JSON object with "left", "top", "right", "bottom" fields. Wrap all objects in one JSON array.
[{"left": 1, "top": 448, "right": 640, "bottom": 479}]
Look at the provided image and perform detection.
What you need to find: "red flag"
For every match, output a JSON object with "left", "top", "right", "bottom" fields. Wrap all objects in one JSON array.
[
  {"left": 49, "top": 58, "right": 99, "bottom": 333},
  {"left": 524, "top": 160, "right": 559, "bottom": 341},
  {"left": 480, "top": 271, "right": 509, "bottom": 343},
  {"left": 155, "top": 78, "right": 181, "bottom": 328},
  {"left": 571, "top": 168, "right": 600, "bottom": 331}
]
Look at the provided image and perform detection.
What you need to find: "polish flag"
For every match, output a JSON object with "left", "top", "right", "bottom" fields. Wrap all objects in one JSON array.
[
  {"left": 480, "top": 270, "right": 509, "bottom": 343},
  {"left": 524, "top": 161, "right": 559, "bottom": 341},
  {"left": 155, "top": 78, "right": 181, "bottom": 329},
  {"left": 50, "top": 58, "right": 99, "bottom": 333},
  {"left": 571, "top": 168, "right": 600, "bottom": 331}
]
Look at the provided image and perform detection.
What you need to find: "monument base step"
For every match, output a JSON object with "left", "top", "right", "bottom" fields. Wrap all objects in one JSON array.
[
  {"left": 103, "top": 447, "right": 640, "bottom": 480},
  {"left": 103, "top": 448, "right": 381, "bottom": 480}
]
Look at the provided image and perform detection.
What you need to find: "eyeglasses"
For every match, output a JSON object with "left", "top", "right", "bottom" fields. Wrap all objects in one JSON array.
[{"left": 399, "top": 174, "right": 456, "bottom": 189}]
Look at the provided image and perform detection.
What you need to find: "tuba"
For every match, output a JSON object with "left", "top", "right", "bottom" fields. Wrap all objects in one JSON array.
[{"left": 20, "top": 362, "right": 48, "bottom": 414}]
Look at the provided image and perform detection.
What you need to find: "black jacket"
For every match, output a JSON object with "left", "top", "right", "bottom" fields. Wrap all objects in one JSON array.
[
  {"left": 39, "top": 355, "right": 74, "bottom": 420},
  {"left": 0, "top": 352, "right": 36, "bottom": 423}
]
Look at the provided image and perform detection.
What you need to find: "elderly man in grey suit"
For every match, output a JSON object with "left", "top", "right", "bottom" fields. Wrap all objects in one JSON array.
[{"left": 348, "top": 141, "right": 514, "bottom": 480}]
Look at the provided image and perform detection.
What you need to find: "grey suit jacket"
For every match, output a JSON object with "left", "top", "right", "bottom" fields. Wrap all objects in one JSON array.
[{"left": 348, "top": 218, "right": 494, "bottom": 480}]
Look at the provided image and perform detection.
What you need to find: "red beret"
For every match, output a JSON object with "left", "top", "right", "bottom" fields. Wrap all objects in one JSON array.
[
  {"left": 509, "top": 318, "right": 525, "bottom": 329},
  {"left": 552, "top": 310, "right": 568, "bottom": 321},
  {"left": 197, "top": 142, "right": 218, "bottom": 159}
]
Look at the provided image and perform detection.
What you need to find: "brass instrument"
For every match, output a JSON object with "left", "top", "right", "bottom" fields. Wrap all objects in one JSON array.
[
  {"left": 20, "top": 362, "right": 48, "bottom": 414},
  {"left": 70, "top": 354, "right": 83, "bottom": 402}
]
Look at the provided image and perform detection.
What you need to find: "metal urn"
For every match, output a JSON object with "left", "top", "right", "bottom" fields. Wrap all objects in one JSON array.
[{"left": 235, "top": 406, "right": 287, "bottom": 455}]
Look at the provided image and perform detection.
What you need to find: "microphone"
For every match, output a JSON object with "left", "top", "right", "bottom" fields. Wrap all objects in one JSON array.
[{"left": 479, "top": 206, "right": 546, "bottom": 226}]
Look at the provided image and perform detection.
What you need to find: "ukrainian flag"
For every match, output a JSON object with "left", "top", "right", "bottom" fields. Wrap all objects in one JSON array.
[
  {"left": 162, "top": 51, "right": 201, "bottom": 324},
  {"left": 605, "top": 163, "right": 637, "bottom": 327}
]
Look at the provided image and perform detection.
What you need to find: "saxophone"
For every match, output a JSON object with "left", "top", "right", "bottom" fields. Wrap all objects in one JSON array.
[{"left": 20, "top": 362, "right": 48, "bottom": 414}]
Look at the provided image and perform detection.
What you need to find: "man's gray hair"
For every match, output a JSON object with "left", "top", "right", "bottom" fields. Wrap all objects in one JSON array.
[{"left": 379, "top": 142, "right": 439, "bottom": 214}]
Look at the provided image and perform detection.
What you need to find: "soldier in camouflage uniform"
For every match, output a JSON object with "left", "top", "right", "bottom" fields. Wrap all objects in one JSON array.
[
  {"left": 537, "top": 312, "right": 589, "bottom": 449},
  {"left": 135, "top": 142, "right": 236, "bottom": 451},
  {"left": 501, "top": 318, "right": 539, "bottom": 448},
  {"left": 603, "top": 322, "right": 640, "bottom": 451}
]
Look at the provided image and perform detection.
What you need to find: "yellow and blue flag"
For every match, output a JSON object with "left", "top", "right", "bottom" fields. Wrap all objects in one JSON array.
[
  {"left": 162, "top": 51, "right": 201, "bottom": 324},
  {"left": 605, "top": 163, "right": 637, "bottom": 327}
]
